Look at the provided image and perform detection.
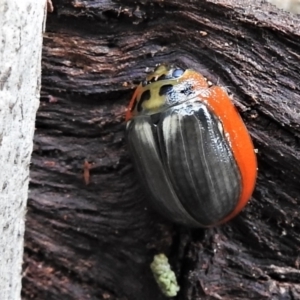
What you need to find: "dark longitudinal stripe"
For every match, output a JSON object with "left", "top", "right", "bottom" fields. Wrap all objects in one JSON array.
[
  {"left": 126, "top": 117, "right": 203, "bottom": 227},
  {"left": 158, "top": 101, "right": 241, "bottom": 226}
]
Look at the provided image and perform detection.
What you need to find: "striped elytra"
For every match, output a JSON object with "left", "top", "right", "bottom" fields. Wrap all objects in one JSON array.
[{"left": 126, "top": 64, "right": 257, "bottom": 227}]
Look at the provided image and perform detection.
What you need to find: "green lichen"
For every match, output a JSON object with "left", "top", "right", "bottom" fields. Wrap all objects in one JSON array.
[{"left": 150, "top": 254, "right": 180, "bottom": 298}]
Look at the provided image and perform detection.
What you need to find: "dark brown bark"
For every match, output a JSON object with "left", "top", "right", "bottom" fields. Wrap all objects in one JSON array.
[{"left": 22, "top": 0, "right": 300, "bottom": 299}]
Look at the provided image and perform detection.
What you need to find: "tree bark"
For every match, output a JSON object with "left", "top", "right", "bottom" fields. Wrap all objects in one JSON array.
[
  {"left": 0, "top": 1, "right": 45, "bottom": 299},
  {"left": 267, "top": 0, "right": 300, "bottom": 13},
  {"left": 22, "top": 0, "right": 300, "bottom": 299}
]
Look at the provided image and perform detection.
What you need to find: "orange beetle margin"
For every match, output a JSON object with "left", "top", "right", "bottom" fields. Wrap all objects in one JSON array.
[{"left": 126, "top": 69, "right": 257, "bottom": 227}]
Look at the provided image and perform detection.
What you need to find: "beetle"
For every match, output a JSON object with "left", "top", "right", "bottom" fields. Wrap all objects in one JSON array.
[{"left": 125, "top": 64, "right": 257, "bottom": 227}]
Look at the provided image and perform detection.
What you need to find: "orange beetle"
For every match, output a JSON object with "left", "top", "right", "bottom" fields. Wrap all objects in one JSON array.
[{"left": 126, "top": 65, "right": 257, "bottom": 227}]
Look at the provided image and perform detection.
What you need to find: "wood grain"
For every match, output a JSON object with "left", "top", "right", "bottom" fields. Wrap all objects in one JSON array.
[{"left": 22, "top": 1, "right": 300, "bottom": 299}]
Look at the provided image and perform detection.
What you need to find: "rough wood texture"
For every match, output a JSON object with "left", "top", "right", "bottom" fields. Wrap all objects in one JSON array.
[
  {"left": 22, "top": 0, "right": 300, "bottom": 299},
  {"left": 0, "top": 1, "right": 45, "bottom": 299},
  {"left": 268, "top": 0, "right": 300, "bottom": 13}
]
